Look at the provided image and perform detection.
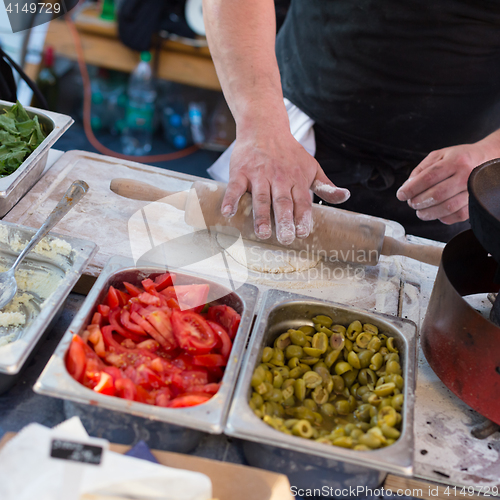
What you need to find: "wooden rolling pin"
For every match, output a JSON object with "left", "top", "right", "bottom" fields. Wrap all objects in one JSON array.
[{"left": 111, "top": 178, "right": 443, "bottom": 266}]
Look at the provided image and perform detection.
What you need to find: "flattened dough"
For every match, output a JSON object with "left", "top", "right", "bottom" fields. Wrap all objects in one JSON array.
[{"left": 217, "top": 233, "right": 321, "bottom": 274}]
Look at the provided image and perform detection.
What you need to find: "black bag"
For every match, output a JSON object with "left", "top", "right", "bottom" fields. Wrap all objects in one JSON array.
[
  {"left": 0, "top": 45, "right": 47, "bottom": 108},
  {"left": 118, "top": 0, "right": 196, "bottom": 52}
]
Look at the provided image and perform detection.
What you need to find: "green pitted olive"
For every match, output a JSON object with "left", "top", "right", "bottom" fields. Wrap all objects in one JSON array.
[
  {"left": 386, "top": 337, "right": 398, "bottom": 353},
  {"left": 312, "top": 332, "right": 329, "bottom": 353},
  {"left": 303, "top": 398, "right": 318, "bottom": 412},
  {"left": 343, "top": 368, "right": 359, "bottom": 388},
  {"left": 374, "top": 382, "right": 396, "bottom": 397},
  {"left": 289, "top": 367, "right": 303, "bottom": 379},
  {"left": 298, "top": 325, "right": 316, "bottom": 335},
  {"left": 358, "top": 368, "right": 377, "bottom": 386},
  {"left": 272, "top": 370, "right": 283, "bottom": 388},
  {"left": 320, "top": 402, "right": 337, "bottom": 417},
  {"left": 251, "top": 317, "right": 405, "bottom": 451},
  {"left": 303, "top": 347, "right": 324, "bottom": 357},
  {"left": 325, "top": 349, "right": 342, "bottom": 368},
  {"left": 312, "top": 386, "right": 329, "bottom": 405},
  {"left": 356, "top": 332, "right": 373, "bottom": 349},
  {"left": 335, "top": 361, "right": 353, "bottom": 376},
  {"left": 385, "top": 353, "right": 400, "bottom": 364},
  {"left": 274, "top": 332, "right": 291, "bottom": 350},
  {"left": 344, "top": 338, "right": 353, "bottom": 352},
  {"left": 316, "top": 325, "right": 334, "bottom": 337},
  {"left": 332, "top": 374, "right": 345, "bottom": 393},
  {"left": 367, "top": 336, "right": 382, "bottom": 352},
  {"left": 313, "top": 315, "right": 333, "bottom": 328},
  {"left": 347, "top": 351, "right": 361, "bottom": 369},
  {"left": 346, "top": 320, "right": 363, "bottom": 341},
  {"left": 270, "top": 348, "right": 285, "bottom": 366},
  {"left": 370, "top": 352, "right": 384, "bottom": 371},
  {"left": 358, "top": 349, "right": 373, "bottom": 368},
  {"left": 303, "top": 370, "right": 323, "bottom": 388},
  {"left": 292, "top": 419, "right": 314, "bottom": 438},
  {"left": 392, "top": 393, "right": 404, "bottom": 411},
  {"left": 285, "top": 345, "right": 304, "bottom": 359},
  {"left": 262, "top": 346, "right": 274, "bottom": 363},
  {"left": 378, "top": 405, "right": 397, "bottom": 427},
  {"left": 334, "top": 399, "right": 351, "bottom": 415},
  {"left": 290, "top": 330, "right": 308, "bottom": 346}
]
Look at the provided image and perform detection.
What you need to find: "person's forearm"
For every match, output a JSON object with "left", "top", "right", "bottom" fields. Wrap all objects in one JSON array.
[{"left": 202, "top": 0, "right": 289, "bottom": 134}]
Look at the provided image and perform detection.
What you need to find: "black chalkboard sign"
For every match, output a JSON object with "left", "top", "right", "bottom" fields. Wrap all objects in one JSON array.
[{"left": 50, "top": 439, "right": 103, "bottom": 466}]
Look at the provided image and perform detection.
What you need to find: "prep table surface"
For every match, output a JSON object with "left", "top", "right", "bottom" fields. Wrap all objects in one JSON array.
[{"left": 0, "top": 150, "right": 498, "bottom": 496}]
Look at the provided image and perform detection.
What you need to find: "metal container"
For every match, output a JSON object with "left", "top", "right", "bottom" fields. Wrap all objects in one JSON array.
[
  {"left": 34, "top": 256, "right": 258, "bottom": 450},
  {"left": 0, "top": 220, "right": 97, "bottom": 393},
  {"left": 226, "top": 289, "right": 417, "bottom": 494},
  {"left": 421, "top": 229, "right": 500, "bottom": 425},
  {"left": 0, "top": 100, "right": 73, "bottom": 217}
]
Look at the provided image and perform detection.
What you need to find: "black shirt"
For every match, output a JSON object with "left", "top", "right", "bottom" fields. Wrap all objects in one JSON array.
[{"left": 276, "top": 0, "right": 500, "bottom": 159}]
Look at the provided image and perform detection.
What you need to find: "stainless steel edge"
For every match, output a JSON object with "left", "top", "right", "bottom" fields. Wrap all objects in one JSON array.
[
  {"left": 0, "top": 100, "right": 73, "bottom": 216},
  {"left": 225, "top": 288, "right": 416, "bottom": 476},
  {"left": 0, "top": 220, "right": 98, "bottom": 374},
  {"left": 34, "top": 255, "right": 259, "bottom": 435}
]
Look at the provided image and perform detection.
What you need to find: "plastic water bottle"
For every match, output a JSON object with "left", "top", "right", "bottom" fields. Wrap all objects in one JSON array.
[{"left": 121, "top": 52, "right": 156, "bottom": 155}]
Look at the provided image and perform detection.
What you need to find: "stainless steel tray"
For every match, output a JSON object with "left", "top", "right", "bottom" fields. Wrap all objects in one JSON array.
[
  {"left": 34, "top": 255, "right": 259, "bottom": 435},
  {"left": 0, "top": 220, "right": 97, "bottom": 384},
  {"left": 225, "top": 289, "right": 417, "bottom": 481},
  {"left": 0, "top": 100, "right": 73, "bottom": 217}
]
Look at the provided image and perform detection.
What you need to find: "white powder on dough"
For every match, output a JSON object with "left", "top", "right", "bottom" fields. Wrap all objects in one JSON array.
[{"left": 217, "top": 233, "right": 321, "bottom": 274}]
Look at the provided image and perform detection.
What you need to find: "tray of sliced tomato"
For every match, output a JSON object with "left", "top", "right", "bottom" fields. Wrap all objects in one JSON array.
[{"left": 34, "top": 256, "right": 258, "bottom": 434}]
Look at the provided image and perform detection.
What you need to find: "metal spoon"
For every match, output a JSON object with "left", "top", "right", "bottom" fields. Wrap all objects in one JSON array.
[{"left": 0, "top": 180, "right": 89, "bottom": 311}]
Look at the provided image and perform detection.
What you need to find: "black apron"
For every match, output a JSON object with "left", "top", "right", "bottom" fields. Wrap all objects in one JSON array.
[{"left": 275, "top": 0, "right": 499, "bottom": 241}]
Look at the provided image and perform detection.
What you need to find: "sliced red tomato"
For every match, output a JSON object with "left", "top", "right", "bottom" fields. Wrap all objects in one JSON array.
[
  {"left": 118, "top": 290, "right": 131, "bottom": 306},
  {"left": 138, "top": 292, "right": 161, "bottom": 307},
  {"left": 103, "top": 366, "right": 122, "bottom": 381},
  {"left": 207, "top": 320, "right": 232, "bottom": 359},
  {"left": 162, "top": 285, "right": 209, "bottom": 313},
  {"left": 83, "top": 357, "right": 104, "bottom": 388},
  {"left": 141, "top": 278, "right": 157, "bottom": 294},
  {"left": 145, "top": 310, "right": 177, "bottom": 350},
  {"left": 191, "top": 382, "right": 221, "bottom": 395},
  {"left": 155, "top": 387, "right": 172, "bottom": 407},
  {"left": 88, "top": 324, "right": 106, "bottom": 357},
  {"left": 168, "top": 393, "right": 211, "bottom": 408},
  {"left": 171, "top": 310, "right": 217, "bottom": 354},
  {"left": 115, "top": 378, "right": 137, "bottom": 400},
  {"left": 123, "top": 282, "right": 142, "bottom": 297},
  {"left": 130, "top": 311, "right": 174, "bottom": 350},
  {"left": 109, "top": 308, "right": 145, "bottom": 343},
  {"left": 106, "top": 286, "right": 121, "bottom": 309},
  {"left": 154, "top": 272, "right": 176, "bottom": 291},
  {"left": 193, "top": 353, "right": 227, "bottom": 368},
  {"left": 120, "top": 309, "right": 146, "bottom": 335},
  {"left": 207, "top": 305, "right": 241, "bottom": 340},
  {"left": 136, "top": 364, "right": 166, "bottom": 390},
  {"left": 97, "top": 304, "right": 110, "bottom": 319},
  {"left": 94, "top": 372, "right": 115, "bottom": 395},
  {"left": 136, "top": 339, "right": 160, "bottom": 352},
  {"left": 66, "top": 335, "right": 87, "bottom": 382},
  {"left": 91, "top": 312, "right": 102, "bottom": 327}
]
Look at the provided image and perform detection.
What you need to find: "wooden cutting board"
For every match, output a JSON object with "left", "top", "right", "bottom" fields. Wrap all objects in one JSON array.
[
  {"left": 4, "top": 150, "right": 406, "bottom": 316},
  {"left": 4, "top": 150, "right": 199, "bottom": 278}
]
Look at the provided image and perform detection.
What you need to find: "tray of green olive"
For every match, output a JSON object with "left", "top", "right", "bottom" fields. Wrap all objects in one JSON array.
[{"left": 225, "top": 289, "right": 416, "bottom": 477}]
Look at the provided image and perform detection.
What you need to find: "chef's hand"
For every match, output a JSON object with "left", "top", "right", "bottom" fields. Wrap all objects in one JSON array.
[
  {"left": 221, "top": 128, "right": 350, "bottom": 245},
  {"left": 396, "top": 133, "right": 500, "bottom": 224}
]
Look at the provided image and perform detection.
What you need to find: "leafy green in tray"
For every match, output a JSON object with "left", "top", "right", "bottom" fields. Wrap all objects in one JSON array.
[{"left": 0, "top": 101, "right": 47, "bottom": 178}]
